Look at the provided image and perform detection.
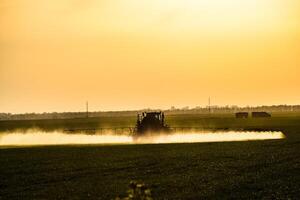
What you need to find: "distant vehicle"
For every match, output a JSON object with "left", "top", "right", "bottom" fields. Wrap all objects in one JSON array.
[
  {"left": 252, "top": 112, "right": 271, "bottom": 118},
  {"left": 135, "top": 112, "right": 170, "bottom": 135},
  {"left": 235, "top": 112, "right": 249, "bottom": 118}
]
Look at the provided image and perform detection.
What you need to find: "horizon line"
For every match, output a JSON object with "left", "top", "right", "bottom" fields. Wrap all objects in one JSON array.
[{"left": 2, "top": 104, "right": 299, "bottom": 115}]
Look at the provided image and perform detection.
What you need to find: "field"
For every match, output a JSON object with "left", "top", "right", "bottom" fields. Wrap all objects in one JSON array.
[
  {"left": 1, "top": 113, "right": 300, "bottom": 199},
  {"left": 1, "top": 112, "right": 300, "bottom": 133}
]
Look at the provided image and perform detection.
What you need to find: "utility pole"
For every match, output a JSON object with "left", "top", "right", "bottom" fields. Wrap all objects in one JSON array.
[
  {"left": 208, "top": 97, "right": 211, "bottom": 114},
  {"left": 86, "top": 101, "right": 89, "bottom": 118}
]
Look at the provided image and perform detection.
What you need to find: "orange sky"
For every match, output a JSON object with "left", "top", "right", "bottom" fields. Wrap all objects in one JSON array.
[{"left": 1, "top": 0, "right": 300, "bottom": 113}]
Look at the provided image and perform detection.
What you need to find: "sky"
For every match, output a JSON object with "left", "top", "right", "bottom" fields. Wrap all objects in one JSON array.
[{"left": 0, "top": 0, "right": 300, "bottom": 113}]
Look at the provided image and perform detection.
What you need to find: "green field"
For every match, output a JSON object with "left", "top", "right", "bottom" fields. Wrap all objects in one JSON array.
[
  {"left": 1, "top": 113, "right": 300, "bottom": 199},
  {"left": 1, "top": 112, "right": 300, "bottom": 133}
]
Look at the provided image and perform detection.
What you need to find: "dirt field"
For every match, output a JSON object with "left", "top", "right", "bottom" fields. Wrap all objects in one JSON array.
[{"left": 0, "top": 113, "right": 300, "bottom": 199}]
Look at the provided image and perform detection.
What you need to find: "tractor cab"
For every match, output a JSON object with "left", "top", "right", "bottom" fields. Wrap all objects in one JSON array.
[{"left": 136, "top": 112, "right": 169, "bottom": 135}]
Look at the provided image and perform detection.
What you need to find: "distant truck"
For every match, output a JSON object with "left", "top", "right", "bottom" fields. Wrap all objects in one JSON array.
[
  {"left": 235, "top": 112, "right": 271, "bottom": 118},
  {"left": 136, "top": 112, "right": 170, "bottom": 135},
  {"left": 235, "top": 112, "right": 249, "bottom": 118},
  {"left": 252, "top": 112, "right": 271, "bottom": 118}
]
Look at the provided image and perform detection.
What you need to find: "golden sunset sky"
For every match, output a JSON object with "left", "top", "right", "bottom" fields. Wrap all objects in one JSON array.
[{"left": 1, "top": 0, "right": 299, "bottom": 113}]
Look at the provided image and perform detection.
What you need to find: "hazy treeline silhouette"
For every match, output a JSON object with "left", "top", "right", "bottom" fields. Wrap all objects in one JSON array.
[{"left": 0, "top": 105, "right": 299, "bottom": 121}]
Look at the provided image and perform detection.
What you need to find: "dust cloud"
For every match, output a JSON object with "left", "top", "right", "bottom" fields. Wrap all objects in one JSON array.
[
  {"left": 134, "top": 131, "right": 285, "bottom": 144},
  {"left": 0, "top": 130, "right": 285, "bottom": 147}
]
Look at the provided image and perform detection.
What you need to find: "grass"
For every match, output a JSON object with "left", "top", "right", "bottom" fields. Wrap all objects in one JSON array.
[{"left": 0, "top": 113, "right": 300, "bottom": 199}]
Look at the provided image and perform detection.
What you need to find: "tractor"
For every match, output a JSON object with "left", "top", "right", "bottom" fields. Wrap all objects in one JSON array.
[{"left": 135, "top": 112, "right": 170, "bottom": 135}]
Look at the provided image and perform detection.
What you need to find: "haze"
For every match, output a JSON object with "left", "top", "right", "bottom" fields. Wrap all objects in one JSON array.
[
  {"left": 0, "top": 131, "right": 285, "bottom": 146},
  {"left": 1, "top": 0, "right": 299, "bottom": 113}
]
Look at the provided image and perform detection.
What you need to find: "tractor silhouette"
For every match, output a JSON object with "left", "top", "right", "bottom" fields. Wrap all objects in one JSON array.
[{"left": 136, "top": 112, "right": 170, "bottom": 135}]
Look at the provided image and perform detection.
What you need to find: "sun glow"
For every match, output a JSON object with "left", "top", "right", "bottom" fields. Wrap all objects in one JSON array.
[{"left": 98, "top": 0, "right": 288, "bottom": 36}]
